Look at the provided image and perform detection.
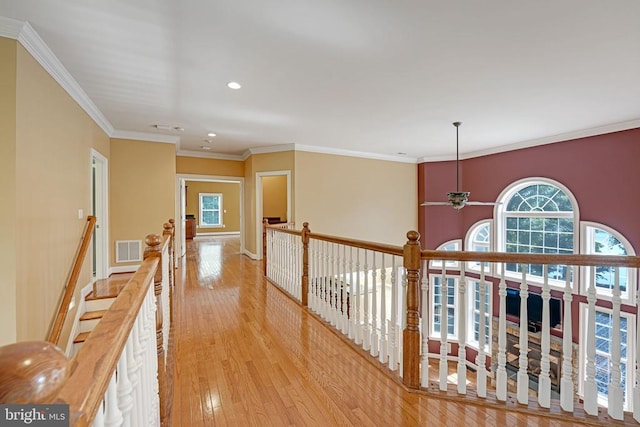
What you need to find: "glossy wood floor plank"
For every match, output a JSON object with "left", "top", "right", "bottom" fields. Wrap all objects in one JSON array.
[{"left": 169, "top": 237, "right": 584, "bottom": 426}]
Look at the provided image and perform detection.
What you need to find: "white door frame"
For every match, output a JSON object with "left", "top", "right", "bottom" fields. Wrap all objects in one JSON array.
[
  {"left": 175, "top": 174, "right": 245, "bottom": 263},
  {"left": 91, "top": 149, "right": 109, "bottom": 280},
  {"left": 256, "top": 170, "right": 291, "bottom": 260}
]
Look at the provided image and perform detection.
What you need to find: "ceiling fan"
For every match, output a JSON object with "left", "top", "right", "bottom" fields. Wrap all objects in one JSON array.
[{"left": 420, "top": 122, "right": 500, "bottom": 211}]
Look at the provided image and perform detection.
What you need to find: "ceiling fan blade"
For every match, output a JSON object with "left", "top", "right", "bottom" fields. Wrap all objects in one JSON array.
[
  {"left": 420, "top": 201, "right": 452, "bottom": 206},
  {"left": 465, "top": 201, "right": 502, "bottom": 205}
]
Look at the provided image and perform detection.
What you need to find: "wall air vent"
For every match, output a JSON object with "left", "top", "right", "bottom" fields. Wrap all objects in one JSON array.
[{"left": 115, "top": 240, "right": 142, "bottom": 263}]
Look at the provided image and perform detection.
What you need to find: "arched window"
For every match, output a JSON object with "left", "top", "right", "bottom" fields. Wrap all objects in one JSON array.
[
  {"left": 465, "top": 220, "right": 491, "bottom": 272},
  {"left": 581, "top": 222, "right": 636, "bottom": 303},
  {"left": 496, "top": 178, "right": 578, "bottom": 286}
]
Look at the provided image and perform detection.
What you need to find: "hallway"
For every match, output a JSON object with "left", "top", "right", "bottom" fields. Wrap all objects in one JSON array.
[{"left": 169, "top": 236, "right": 576, "bottom": 426}]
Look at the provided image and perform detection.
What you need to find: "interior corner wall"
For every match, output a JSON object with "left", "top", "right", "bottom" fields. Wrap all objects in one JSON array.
[
  {"left": 12, "top": 41, "right": 110, "bottom": 343},
  {"left": 418, "top": 128, "right": 640, "bottom": 251},
  {"left": 185, "top": 180, "right": 241, "bottom": 233},
  {"left": 243, "top": 151, "right": 295, "bottom": 256},
  {"left": 294, "top": 151, "right": 418, "bottom": 246},
  {"left": 110, "top": 139, "right": 176, "bottom": 267},
  {"left": 0, "top": 37, "right": 18, "bottom": 345}
]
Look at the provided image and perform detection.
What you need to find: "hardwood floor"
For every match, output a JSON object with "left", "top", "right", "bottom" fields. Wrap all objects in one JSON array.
[{"left": 169, "top": 236, "right": 583, "bottom": 426}]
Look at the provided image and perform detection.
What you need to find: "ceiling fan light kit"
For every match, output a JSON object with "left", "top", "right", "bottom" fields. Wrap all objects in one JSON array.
[{"left": 421, "top": 122, "right": 500, "bottom": 211}]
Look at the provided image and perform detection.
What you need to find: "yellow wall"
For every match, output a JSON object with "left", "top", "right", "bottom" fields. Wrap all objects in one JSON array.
[
  {"left": 176, "top": 156, "right": 244, "bottom": 177},
  {"left": 185, "top": 181, "right": 241, "bottom": 233},
  {"left": 294, "top": 152, "right": 418, "bottom": 246},
  {"left": 110, "top": 139, "right": 176, "bottom": 267},
  {"left": 10, "top": 41, "right": 110, "bottom": 343},
  {"left": 0, "top": 38, "right": 18, "bottom": 345},
  {"left": 262, "top": 175, "right": 288, "bottom": 222},
  {"left": 244, "top": 152, "right": 295, "bottom": 256}
]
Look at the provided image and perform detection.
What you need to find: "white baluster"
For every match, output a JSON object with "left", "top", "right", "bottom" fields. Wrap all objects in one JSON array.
[
  {"left": 517, "top": 265, "right": 529, "bottom": 405},
  {"left": 341, "top": 245, "right": 349, "bottom": 335},
  {"left": 355, "top": 248, "right": 362, "bottom": 345},
  {"left": 363, "top": 250, "right": 371, "bottom": 351},
  {"left": 420, "top": 259, "right": 429, "bottom": 385},
  {"left": 538, "top": 265, "right": 551, "bottom": 408},
  {"left": 388, "top": 256, "right": 399, "bottom": 371},
  {"left": 457, "top": 263, "right": 467, "bottom": 395},
  {"left": 117, "top": 348, "right": 134, "bottom": 427},
  {"left": 560, "top": 271, "right": 574, "bottom": 412},
  {"left": 348, "top": 246, "right": 356, "bottom": 340},
  {"left": 584, "top": 266, "right": 598, "bottom": 416},
  {"left": 371, "top": 252, "right": 379, "bottom": 357},
  {"left": 608, "top": 267, "right": 624, "bottom": 420},
  {"left": 379, "top": 254, "right": 388, "bottom": 363},
  {"left": 439, "top": 263, "right": 448, "bottom": 391},
  {"left": 496, "top": 267, "right": 508, "bottom": 401},
  {"left": 127, "top": 320, "right": 144, "bottom": 427},
  {"left": 104, "top": 372, "right": 123, "bottom": 427},
  {"left": 477, "top": 263, "right": 487, "bottom": 398},
  {"left": 330, "top": 243, "right": 338, "bottom": 327}
]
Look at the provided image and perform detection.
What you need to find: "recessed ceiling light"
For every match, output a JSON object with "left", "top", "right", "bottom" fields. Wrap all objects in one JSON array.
[
  {"left": 396, "top": 152, "right": 407, "bottom": 155},
  {"left": 207, "top": 132, "right": 217, "bottom": 137},
  {"left": 227, "top": 81, "right": 242, "bottom": 90},
  {"left": 201, "top": 146, "right": 211, "bottom": 150}
]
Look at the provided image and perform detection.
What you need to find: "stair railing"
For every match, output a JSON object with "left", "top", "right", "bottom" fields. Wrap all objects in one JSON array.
[
  {"left": 264, "top": 222, "right": 640, "bottom": 425},
  {"left": 48, "top": 215, "right": 97, "bottom": 345},
  {"left": 0, "top": 220, "right": 175, "bottom": 427}
]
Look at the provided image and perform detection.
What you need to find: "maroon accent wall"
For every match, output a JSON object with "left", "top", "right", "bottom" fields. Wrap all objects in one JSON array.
[
  {"left": 418, "top": 127, "right": 640, "bottom": 349},
  {"left": 419, "top": 127, "right": 640, "bottom": 251}
]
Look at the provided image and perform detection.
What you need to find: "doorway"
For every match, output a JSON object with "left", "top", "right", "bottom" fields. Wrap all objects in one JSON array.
[
  {"left": 91, "top": 149, "right": 109, "bottom": 280},
  {"left": 256, "top": 170, "right": 291, "bottom": 259},
  {"left": 176, "top": 174, "right": 245, "bottom": 264}
]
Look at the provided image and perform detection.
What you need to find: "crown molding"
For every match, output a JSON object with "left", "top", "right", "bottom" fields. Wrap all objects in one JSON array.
[
  {"left": 293, "top": 144, "right": 419, "bottom": 164},
  {"left": 1, "top": 18, "right": 116, "bottom": 137},
  {"left": 176, "top": 150, "right": 245, "bottom": 161},
  {"left": 112, "top": 130, "right": 179, "bottom": 144},
  {"left": 0, "top": 16, "right": 23, "bottom": 38},
  {"left": 418, "top": 118, "right": 640, "bottom": 163}
]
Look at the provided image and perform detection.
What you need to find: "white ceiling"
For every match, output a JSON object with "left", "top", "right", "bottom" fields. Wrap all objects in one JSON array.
[{"left": 1, "top": 1, "right": 639, "bottom": 161}]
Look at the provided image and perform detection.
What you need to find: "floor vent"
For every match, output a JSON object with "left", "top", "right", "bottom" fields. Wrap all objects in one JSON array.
[{"left": 115, "top": 240, "right": 142, "bottom": 263}]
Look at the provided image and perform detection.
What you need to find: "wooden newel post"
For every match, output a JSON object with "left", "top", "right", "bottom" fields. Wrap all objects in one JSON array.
[
  {"left": 263, "top": 219, "right": 269, "bottom": 276},
  {"left": 402, "top": 230, "right": 422, "bottom": 389},
  {"left": 143, "top": 233, "right": 167, "bottom": 425},
  {"left": 163, "top": 222, "right": 174, "bottom": 288},
  {"left": 0, "top": 341, "right": 69, "bottom": 404},
  {"left": 168, "top": 218, "right": 176, "bottom": 273},
  {"left": 301, "top": 222, "right": 310, "bottom": 307}
]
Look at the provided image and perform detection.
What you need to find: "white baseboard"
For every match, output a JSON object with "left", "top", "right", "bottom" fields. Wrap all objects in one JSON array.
[
  {"left": 109, "top": 265, "right": 140, "bottom": 275},
  {"left": 243, "top": 249, "right": 259, "bottom": 260},
  {"left": 196, "top": 231, "right": 240, "bottom": 236}
]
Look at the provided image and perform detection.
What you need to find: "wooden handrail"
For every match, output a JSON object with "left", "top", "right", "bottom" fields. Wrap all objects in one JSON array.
[
  {"left": 48, "top": 215, "right": 97, "bottom": 345},
  {"left": 56, "top": 256, "right": 159, "bottom": 426},
  {"left": 421, "top": 249, "right": 640, "bottom": 268}
]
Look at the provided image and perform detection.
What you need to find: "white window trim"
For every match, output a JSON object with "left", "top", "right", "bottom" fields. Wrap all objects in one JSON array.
[
  {"left": 429, "top": 274, "right": 459, "bottom": 341},
  {"left": 199, "top": 193, "right": 223, "bottom": 228},
  {"left": 578, "top": 303, "right": 635, "bottom": 412},
  {"left": 494, "top": 177, "right": 580, "bottom": 291},
  {"left": 465, "top": 219, "right": 493, "bottom": 274},
  {"left": 580, "top": 221, "right": 637, "bottom": 305},
  {"left": 466, "top": 278, "right": 492, "bottom": 353},
  {"left": 430, "top": 239, "right": 462, "bottom": 269}
]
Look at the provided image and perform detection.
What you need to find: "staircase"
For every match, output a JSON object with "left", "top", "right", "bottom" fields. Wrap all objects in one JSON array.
[{"left": 72, "top": 273, "right": 133, "bottom": 353}]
